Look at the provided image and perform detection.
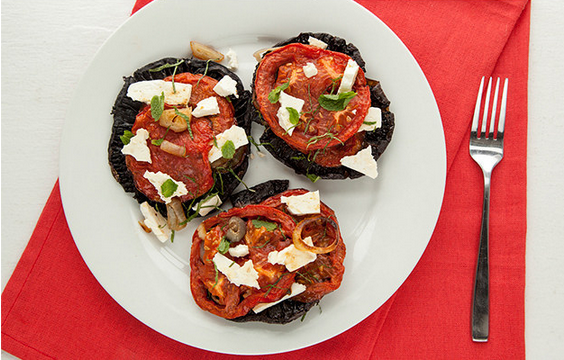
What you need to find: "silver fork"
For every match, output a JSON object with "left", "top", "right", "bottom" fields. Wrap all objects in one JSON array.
[{"left": 469, "top": 76, "right": 508, "bottom": 342}]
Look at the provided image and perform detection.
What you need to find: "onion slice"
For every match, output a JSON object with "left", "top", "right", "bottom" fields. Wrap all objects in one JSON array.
[
  {"left": 166, "top": 197, "right": 187, "bottom": 231},
  {"left": 292, "top": 216, "right": 340, "bottom": 254}
]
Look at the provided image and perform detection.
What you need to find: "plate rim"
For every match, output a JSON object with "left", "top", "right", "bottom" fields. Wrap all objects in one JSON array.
[{"left": 59, "top": 0, "right": 446, "bottom": 355}]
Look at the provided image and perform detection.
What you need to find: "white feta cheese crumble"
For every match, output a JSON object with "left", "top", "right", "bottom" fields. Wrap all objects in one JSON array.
[
  {"left": 337, "top": 59, "right": 360, "bottom": 94},
  {"left": 267, "top": 236, "right": 317, "bottom": 272},
  {"left": 139, "top": 202, "right": 171, "bottom": 243},
  {"left": 213, "top": 253, "right": 260, "bottom": 289},
  {"left": 308, "top": 36, "right": 328, "bottom": 49},
  {"left": 143, "top": 171, "right": 188, "bottom": 203},
  {"left": 340, "top": 145, "right": 378, "bottom": 179},
  {"left": 193, "top": 194, "right": 223, "bottom": 216},
  {"left": 252, "top": 282, "right": 307, "bottom": 313},
  {"left": 280, "top": 190, "right": 321, "bottom": 215},
  {"left": 302, "top": 62, "right": 318, "bottom": 78},
  {"left": 225, "top": 48, "right": 238, "bottom": 70},
  {"left": 127, "top": 80, "right": 192, "bottom": 105},
  {"left": 208, "top": 125, "right": 249, "bottom": 163},
  {"left": 192, "top": 96, "right": 220, "bottom": 118},
  {"left": 213, "top": 75, "right": 239, "bottom": 98},
  {"left": 276, "top": 91, "right": 305, "bottom": 135},
  {"left": 121, "top": 128, "right": 152, "bottom": 163},
  {"left": 358, "top": 107, "right": 382, "bottom": 132},
  {"left": 228, "top": 244, "right": 249, "bottom": 258}
]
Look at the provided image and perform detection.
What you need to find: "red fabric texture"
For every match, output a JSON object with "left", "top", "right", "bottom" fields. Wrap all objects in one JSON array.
[{"left": 2, "top": 0, "right": 529, "bottom": 359}]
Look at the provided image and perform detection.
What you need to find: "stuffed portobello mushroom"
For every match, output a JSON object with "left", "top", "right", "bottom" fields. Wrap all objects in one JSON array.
[
  {"left": 109, "top": 57, "right": 252, "bottom": 241},
  {"left": 190, "top": 181, "right": 346, "bottom": 324},
  {"left": 251, "top": 32, "right": 395, "bottom": 180}
]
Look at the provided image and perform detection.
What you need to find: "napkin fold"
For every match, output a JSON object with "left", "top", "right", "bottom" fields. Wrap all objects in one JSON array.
[{"left": 2, "top": 0, "right": 530, "bottom": 359}]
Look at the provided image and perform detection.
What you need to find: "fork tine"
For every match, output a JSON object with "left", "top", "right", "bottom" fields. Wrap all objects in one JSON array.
[
  {"left": 481, "top": 77, "right": 493, "bottom": 136},
  {"left": 471, "top": 77, "right": 485, "bottom": 135},
  {"left": 488, "top": 78, "right": 501, "bottom": 138},
  {"left": 497, "top": 78, "right": 508, "bottom": 139}
]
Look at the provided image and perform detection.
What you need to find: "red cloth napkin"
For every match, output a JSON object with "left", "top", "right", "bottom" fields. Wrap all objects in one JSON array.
[{"left": 2, "top": 0, "right": 529, "bottom": 359}]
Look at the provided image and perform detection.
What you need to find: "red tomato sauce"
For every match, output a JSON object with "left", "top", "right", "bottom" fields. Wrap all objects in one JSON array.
[{"left": 126, "top": 73, "right": 236, "bottom": 203}]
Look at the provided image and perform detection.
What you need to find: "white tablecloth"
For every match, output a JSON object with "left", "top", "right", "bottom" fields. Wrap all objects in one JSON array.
[{"left": 2, "top": 0, "right": 563, "bottom": 358}]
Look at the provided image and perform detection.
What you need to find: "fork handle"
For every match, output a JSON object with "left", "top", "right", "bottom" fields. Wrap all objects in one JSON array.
[{"left": 472, "top": 169, "right": 491, "bottom": 342}]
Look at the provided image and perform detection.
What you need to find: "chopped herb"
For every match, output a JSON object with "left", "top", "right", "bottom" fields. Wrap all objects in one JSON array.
[
  {"left": 151, "top": 126, "right": 170, "bottom": 146},
  {"left": 302, "top": 83, "right": 322, "bottom": 134},
  {"left": 151, "top": 138, "right": 164, "bottom": 146},
  {"left": 170, "top": 229, "right": 175, "bottom": 243},
  {"left": 318, "top": 91, "right": 357, "bottom": 111},
  {"left": 306, "top": 173, "right": 320, "bottom": 183},
  {"left": 253, "top": 239, "right": 272, "bottom": 249},
  {"left": 363, "top": 121, "right": 378, "bottom": 125},
  {"left": 251, "top": 219, "right": 278, "bottom": 232},
  {"left": 171, "top": 63, "right": 179, "bottom": 93},
  {"left": 268, "top": 81, "right": 290, "bottom": 103},
  {"left": 328, "top": 76, "right": 343, "bottom": 95},
  {"left": 148, "top": 59, "right": 184, "bottom": 72},
  {"left": 307, "top": 131, "right": 344, "bottom": 147},
  {"left": 218, "top": 236, "right": 230, "bottom": 254},
  {"left": 195, "top": 59, "right": 218, "bottom": 88},
  {"left": 264, "top": 273, "right": 287, "bottom": 298},
  {"left": 228, "top": 167, "right": 254, "bottom": 192},
  {"left": 173, "top": 107, "right": 193, "bottom": 139},
  {"left": 296, "top": 270, "right": 320, "bottom": 284},
  {"left": 216, "top": 167, "right": 254, "bottom": 192},
  {"left": 120, "top": 130, "right": 134, "bottom": 145},
  {"left": 286, "top": 107, "right": 300, "bottom": 125},
  {"left": 151, "top": 91, "right": 165, "bottom": 121},
  {"left": 213, "top": 171, "right": 225, "bottom": 195},
  {"left": 247, "top": 135, "right": 272, "bottom": 151},
  {"left": 221, "top": 140, "right": 236, "bottom": 159},
  {"left": 160, "top": 179, "right": 178, "bottom": 198},
  {"left": 183, "top": 175, "right": 197, "bottom": 184}
]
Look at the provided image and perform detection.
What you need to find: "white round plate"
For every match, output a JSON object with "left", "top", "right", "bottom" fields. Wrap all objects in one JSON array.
[{"left": 59, "top": 0, "right": 445, "bottom": 355}]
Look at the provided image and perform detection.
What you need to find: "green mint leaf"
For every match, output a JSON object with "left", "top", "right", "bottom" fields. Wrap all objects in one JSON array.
[
  {"left": 287, "top": 107, "right": 300, "bottom": 125},
  {"left": 161, "top": 179, "right": 178, "bottom": 198},
  {"left": 221, "top": 140, "right": 236, "bottom": 159},
  {"left": 151, "top": 92, "right": 165, "bottom": 121},
  {"left": 120, "top": 130, "right": 134, "bottom": 145},
  {"left": 218, "top": 237, "right": 230, "bottom": 254},
  {"left": 151, "top": 138, "right": 164, "bottom": 146},
  {"left": 268, "top": 81, "right": 290, "bottom": 103},
  {"left": 251, "top": 219, "right": 278, "bottom": 232},
  {"left": 318, "top": 91, "right": 357, "bottom": 111}
]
